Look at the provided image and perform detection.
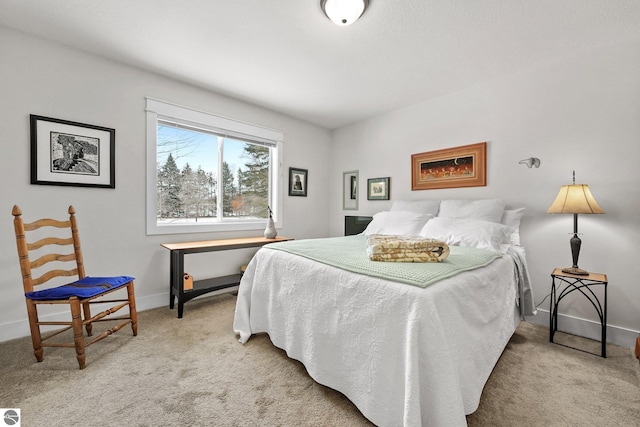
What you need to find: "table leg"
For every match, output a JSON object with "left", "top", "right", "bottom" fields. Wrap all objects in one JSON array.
[
  {"left": 549, "top": 278, "right": 556, "bottom": 343},
  {"left": 175, "top": 251, "right": 185, "bottom": 318},
  {"left": 602, "top": 283, "right": 607, "bottom": 358},
  {"left": 169, "top": 250, "right": 176, "bottom": 309}
]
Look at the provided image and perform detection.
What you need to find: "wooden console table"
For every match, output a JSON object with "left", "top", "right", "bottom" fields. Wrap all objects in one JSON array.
[{"left": 161, "top": 236, "right": 293, "bottom": 318}]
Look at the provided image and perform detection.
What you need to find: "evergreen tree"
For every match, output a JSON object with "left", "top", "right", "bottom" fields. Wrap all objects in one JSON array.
[
  {"left": 222, "top": 161, "right": 236, "bottom": 216},
  {"left": 234, "top": 167, "right": 245, "bottom": 216},
  {"left": 158, "top": 153, "right": 182, "bottom": 218},
  {"left": 195, "top": 166, "right": 215, "bottom": 217},
  {"left": 181, "top": 163, "right": 197, "bottom": 219},
  {"left": 240, "top": 144, "right": 269, "bottom": 217}
]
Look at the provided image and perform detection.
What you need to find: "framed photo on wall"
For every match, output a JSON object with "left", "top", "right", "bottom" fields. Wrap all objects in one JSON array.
[
  {"left": 367, "top": 177, "right": 390, "bottom": 200},
  {"left": 288, "top": 167, "right": 308, "bottom": 196},
  {"left": 343, "top": 170, "right": 358, "bottom": 210},
  {"left": 411, "top": 142, "right": 486, "bottom": 191},
  {"left": 30, "top": 115, "right": 116, "bottom": 188}
]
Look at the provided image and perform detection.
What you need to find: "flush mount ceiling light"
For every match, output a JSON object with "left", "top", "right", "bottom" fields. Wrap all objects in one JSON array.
[{"left": 321, "top": 0, "right": 369, "bottom": 26}]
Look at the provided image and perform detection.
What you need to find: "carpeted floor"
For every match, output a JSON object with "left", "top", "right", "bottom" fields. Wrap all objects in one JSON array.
[{"left": 1, "top": 293, "right": 638, "bottom": 426}]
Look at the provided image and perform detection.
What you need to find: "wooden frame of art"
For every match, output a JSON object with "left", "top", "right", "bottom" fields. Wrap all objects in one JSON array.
[{"left": 411, "top": 142, "right": 486, "bottom": 190}]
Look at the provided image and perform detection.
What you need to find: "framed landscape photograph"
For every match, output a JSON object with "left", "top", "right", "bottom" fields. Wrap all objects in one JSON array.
[
  {"left": 288, "top": 167, "right": 308, "bottom": 196},
  {"left": 30, "top": 115, "right": 116, "bottom": 188},
  {"left": 367, "top": 177, "right": 390, "bottom": 200},
  {"left": 411, "top": 142, "right": 486, "bottom": 191}
]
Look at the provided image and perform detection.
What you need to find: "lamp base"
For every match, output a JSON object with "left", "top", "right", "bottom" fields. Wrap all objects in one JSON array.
[{"left": 561, "top": 266, "right": 589, "bottom": 276}]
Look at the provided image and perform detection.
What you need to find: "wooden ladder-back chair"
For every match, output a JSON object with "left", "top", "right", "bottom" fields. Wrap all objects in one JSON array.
[{"left": 12, "top": 205, "right": 138, "bottom": 369}]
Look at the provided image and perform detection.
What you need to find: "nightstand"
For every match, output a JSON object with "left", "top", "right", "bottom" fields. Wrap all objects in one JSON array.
[{"left": 550, "top": 268, "right": 608, "bottom": 357}]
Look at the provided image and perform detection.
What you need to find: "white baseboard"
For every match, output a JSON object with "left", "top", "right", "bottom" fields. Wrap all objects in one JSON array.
[
  {"left": 0, "top": 288, "right": 238, "bottom": 343},
  {"left": 528, "top": 309, "right": 639, "bottom": 350},
  {"left": 0, "top": 292, "right": 166, "bottom": 343},
  {"left": 4, "top": 291, "right": 634, "bottom": 350}
]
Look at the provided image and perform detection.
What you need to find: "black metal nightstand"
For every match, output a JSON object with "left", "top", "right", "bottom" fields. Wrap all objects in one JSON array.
[{"left": 550, "top": 268, "right": 608, "bottom": 357}]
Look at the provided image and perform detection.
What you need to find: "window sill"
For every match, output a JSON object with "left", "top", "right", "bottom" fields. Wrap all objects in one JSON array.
[{"left": 146, "top": 220, "right": 280, "bottom": 236}]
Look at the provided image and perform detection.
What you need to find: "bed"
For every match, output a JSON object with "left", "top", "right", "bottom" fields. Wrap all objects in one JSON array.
[{"left": 233, "top": 199, "right": 536, "bottom": 427}]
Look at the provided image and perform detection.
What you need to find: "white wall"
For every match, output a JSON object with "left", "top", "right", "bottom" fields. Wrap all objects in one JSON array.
[
  {"left": 330, "top": 38, "right": 640, "bottom": 348},
  {"left": 2, "top": 24, "right": 638, "bottom": 349},
  {"left": 0, "top": 27, "right": 332, "bottom": 341}
]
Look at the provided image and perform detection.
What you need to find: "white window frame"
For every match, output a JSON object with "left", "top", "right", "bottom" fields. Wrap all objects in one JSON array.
[{"left": 145, "top": 98, "right": 284, "bottom": 235}]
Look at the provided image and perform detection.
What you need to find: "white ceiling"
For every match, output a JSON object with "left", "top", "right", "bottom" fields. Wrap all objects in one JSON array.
[{"left": 1, "top": 0, "right": 639, "bottom": 129}]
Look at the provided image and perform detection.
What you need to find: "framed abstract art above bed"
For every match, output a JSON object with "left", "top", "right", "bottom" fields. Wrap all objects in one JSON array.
[
  {"left": 411, "top": 142, "right": 486, "bottom": 191},
  {"left": 234, "top": 198, "right": 535, "bottom": 427}
]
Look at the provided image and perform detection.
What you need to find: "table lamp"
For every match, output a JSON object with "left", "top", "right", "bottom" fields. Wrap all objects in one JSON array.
[{"left": 547, "top": 171, "right": 604, "bottom": 275}]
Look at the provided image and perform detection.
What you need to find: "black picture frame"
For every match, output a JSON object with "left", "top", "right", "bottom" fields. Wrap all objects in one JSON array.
[
  {"left": 30, "top": 114, "right": 116, "bottom": 188},
  {"left": 350, "top": 175, "right": 357, "bottom": 199},
  {"left": 367, "top": 177, "right": 390, "bottom": 200},
  {"left": 288, "top": 167, "right": 308, "bottom": 196},
  {"left": 342, "top": 170, "right": 358, "bottom": 210}
]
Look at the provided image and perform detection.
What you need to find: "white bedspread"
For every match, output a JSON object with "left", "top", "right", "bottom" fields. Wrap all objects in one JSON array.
[{"left": 234, "top": 246, "right": 522, "bottom": 427}]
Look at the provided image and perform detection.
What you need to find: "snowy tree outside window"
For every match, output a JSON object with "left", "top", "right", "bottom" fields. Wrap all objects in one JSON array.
[{"left": 146, "top": 98, "right": 283, "bottom": 235}]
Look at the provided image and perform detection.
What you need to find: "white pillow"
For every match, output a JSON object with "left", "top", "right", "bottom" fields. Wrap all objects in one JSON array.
[
  {"left": 437, "top": 199, "right": 506, "bottom": 223},
  {"left": 419, "top": 217, "right": 514, "bottom": 253},
  {"left": 364, "top": 211, "right": 434, "bottom": 236},
  {"left": 501, "top": 208, "right": 525, "bottom": 245},
  {"left": 390, "top": 200, "right": 440, "bottom": 216}
]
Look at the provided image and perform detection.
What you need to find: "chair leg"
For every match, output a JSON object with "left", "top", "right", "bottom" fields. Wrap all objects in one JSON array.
[
  {"left": 25, "top": 299, "right": 43, "bottom": 362},
  {"left": 70, "top": 297, "right": 86, "bottom": 369},
  {"left": 82, "top": 301, "right": 93, "bottom": 336},
  {"left": 127, "top": 281, "right": 138, "bottom": 336}
]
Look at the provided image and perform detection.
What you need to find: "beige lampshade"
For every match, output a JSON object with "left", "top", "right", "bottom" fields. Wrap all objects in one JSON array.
[{"left": 547, "top": 184, "right": 604, "bottom": 214}]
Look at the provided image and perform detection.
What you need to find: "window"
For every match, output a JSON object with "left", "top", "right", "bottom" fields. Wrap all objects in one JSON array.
[{"left": 146, "top": 98, "right": 284, "bottom": 235}]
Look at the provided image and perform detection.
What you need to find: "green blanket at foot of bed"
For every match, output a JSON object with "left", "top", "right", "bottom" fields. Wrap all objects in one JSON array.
[{"left": 265, "top": 235, "right": 501, "bottom": 288}]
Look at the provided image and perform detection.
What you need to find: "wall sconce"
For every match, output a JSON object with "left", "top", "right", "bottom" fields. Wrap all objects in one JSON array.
[
  {"left": 321, "top": 0, "right": 369, "bottom": 26},
  {"left": 519, "top": 157, "right": 541, "bottom": 168}
]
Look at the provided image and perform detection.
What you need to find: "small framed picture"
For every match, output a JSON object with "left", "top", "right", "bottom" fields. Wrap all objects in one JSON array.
[
  {"left": 342, "top": 170, "right": 358, "bottom": 210},
  {"left": 289, "top": 167, "right": 308, "bottom": 197},
  {"left": 30, "top": 114, "right": 116, "bottom": 188},
  {"left": 367, "top": 177, "right": 390, "bottom": 200}
]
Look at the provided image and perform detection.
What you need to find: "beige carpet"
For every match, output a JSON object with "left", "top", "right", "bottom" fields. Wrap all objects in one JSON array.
[{"left": 1, "top": 293, "right": 638, "bottom": 426}]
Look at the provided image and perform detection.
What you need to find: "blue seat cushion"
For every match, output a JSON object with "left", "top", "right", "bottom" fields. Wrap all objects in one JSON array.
[{"left": 25, "top": 276, "right": 134, "bottom": 301}]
